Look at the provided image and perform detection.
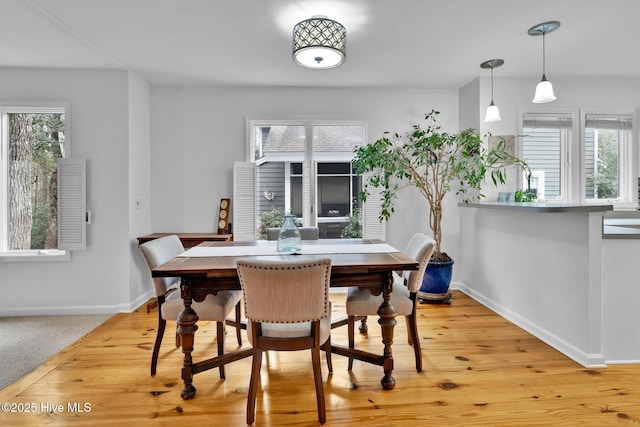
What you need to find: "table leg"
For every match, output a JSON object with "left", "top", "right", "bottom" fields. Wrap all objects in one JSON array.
[
  {"left": 377, "top": 271, "right": 397, "bottom": 390},
  {"left": 177, "top": 278, "right": 199, "bottom": 399}
]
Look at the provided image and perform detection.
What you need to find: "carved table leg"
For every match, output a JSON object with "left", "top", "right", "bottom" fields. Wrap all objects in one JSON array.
[
  {"left": 177, "top": 278, "right": 199, "bottom": 399},
  {"left": 377, "top": 271, "right": 397, "bottom": 390}
]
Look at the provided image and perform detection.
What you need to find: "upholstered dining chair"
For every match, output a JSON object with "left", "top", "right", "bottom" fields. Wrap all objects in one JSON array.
[
  {"left": 344, "top": 233, "right": 436, "bottom": 372},
  {"left": 139, "top": 235, "right": 243, "bottom": 378},
  {"left": 236, "top": 257, "right": 333, "bottom": 425},
  {"left": 266, "top": 226, "right": 320, "bottom": 241}
]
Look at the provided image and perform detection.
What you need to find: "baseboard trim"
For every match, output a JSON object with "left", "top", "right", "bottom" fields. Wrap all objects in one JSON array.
[
  {"left": 451, "top": 282, "right": 607, "bottom": 368},
  {"left": 0, "top": 290, "right": 154, "bottom": 316}
]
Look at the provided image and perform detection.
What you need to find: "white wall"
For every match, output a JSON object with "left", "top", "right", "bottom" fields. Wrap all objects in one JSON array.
[
  {"left": 128, "top": 72, "right": 152, "bottom": 304},
  {"left": 478, "top": 76, "right": 640, "bottom": 144},
  {"left": 150, "top": 86, "right": 460, "bottom": 257},
  {"left": 5, "top": 71, "right": 639, "bottom": 316},
  {"left": 0, "top": 68, "right": 146, "bottom": 315}
]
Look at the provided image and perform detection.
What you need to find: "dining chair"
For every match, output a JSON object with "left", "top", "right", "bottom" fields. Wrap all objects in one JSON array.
[
  {"left": 266, "top": 226, "right": 319, "bottom": 240},
  {"left": 344, "top": 233, "right": 436, "bottom": 372},
  {"left": 236, "top": 257, "right": 332, "bottom": 425},
  {"left": 139, "top": 234, "right": 243, "bottom": 378}
]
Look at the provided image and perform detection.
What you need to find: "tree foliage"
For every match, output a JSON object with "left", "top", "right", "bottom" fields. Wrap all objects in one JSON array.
[{"left": 8, "top": 113, "right": 65, "bottom": 250}]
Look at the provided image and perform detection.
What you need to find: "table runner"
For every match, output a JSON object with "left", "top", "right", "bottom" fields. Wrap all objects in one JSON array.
[{"left": 179, "top": 242, "right": 398, "bottom": 257}]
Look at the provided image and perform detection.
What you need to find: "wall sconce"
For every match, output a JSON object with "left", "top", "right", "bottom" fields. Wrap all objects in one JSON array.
[
  {"left": 529, "top": 21, "right": 560, "bottom": 103},
  {"left": 292, "top": 15, "right": 346, "bottom": 69},
  {"left": 264, "top": 190, "right": 276, "bottom": 201},
  {"left": 480, "top": 59, "right": 504, "bottom": 122}
]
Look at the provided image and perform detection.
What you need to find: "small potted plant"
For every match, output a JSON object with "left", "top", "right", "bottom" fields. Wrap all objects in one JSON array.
[{"left": 353, "top": 110, "right": 525, "bottom": 302}]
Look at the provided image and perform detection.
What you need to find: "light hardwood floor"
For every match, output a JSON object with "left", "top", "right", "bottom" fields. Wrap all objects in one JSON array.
[{"left": 1, "top": 290, "right": 639, "bottom": 426}]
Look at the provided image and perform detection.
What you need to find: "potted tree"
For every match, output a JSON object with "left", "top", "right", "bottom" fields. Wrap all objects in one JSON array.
[{"left": 353, "top": 110, "right": 524, "bottom": 303}]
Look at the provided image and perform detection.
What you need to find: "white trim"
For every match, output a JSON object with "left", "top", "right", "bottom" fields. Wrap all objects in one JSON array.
[
  {"left": 519, "top": 108, "right": 577, "bottom": 203},
  {"left": 0, "top": 103, "right": 73, "bottom": 259},
  {"left": 580, "top": 109, "right": 635, "bottom": 207}
]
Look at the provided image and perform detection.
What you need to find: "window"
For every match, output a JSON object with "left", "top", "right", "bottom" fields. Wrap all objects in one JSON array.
[
  {"left": 583, "top": 113, "right": 632, "bottom": 202},
  {"left": 0, "top": 105, "right": 84, "bottom": 260},
  {"left": 234, "top": 120, "right": 382, "bottom": 241},
  {"left": 521, "top": 112, "right": 572, "bottom": 201},
  {"left": 520, "top": 110, "right": 634, "bottom": 205}
]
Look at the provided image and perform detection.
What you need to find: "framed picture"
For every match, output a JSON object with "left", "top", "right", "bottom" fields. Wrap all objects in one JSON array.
[{"left": 489, "top": 135, "right": 515, "bottom": 156}]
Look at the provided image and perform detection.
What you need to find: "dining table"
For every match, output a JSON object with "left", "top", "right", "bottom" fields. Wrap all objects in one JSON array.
[{"left": 151, "top": 238, "right": 418, "bottom": 399}]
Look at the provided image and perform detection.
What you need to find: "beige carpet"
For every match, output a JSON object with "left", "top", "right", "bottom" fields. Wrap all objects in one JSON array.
[{"left": 0, "top": 314, "right": 111, "bottom": 390}]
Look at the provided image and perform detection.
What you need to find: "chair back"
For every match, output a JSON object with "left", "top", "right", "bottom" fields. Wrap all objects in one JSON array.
[
  {"left": 237, "top": 257, "right": 331, "bottom": 323},
  {"left": 266, "top": 226, "right": 319, "bottom": 241},
  {"left": 299, "top": 227, "right": 320, "bottom": 240},
  {"left": 140, "top": 235, "right": 185, "bottom": 297},
  {"left": 403, "top": 233, "right": 437, "bottom": 293}
]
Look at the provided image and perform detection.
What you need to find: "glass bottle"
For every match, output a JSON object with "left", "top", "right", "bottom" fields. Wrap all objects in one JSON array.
[{"left": 277, "top": 214, "right": 301, "bottom": 252}]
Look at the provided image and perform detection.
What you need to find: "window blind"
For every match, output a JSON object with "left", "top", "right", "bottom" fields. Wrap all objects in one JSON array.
[
  {"left": 523, "top": 113, "right": 573, "bottom": 129},
  {"left": 585, "top": 114, "right": 632, "bottom": 131}
]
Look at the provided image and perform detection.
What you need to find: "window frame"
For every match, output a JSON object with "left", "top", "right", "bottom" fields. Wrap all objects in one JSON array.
[
  {"left": 518, "top": 108, "right": 576, "bottom": 202},
  {"left": 0, "top": 103, "right": 72, "bottom": 262},
  {"left": 243, "top": 118, "right": 382, "bottom": 240},
  {"left": 517, "top": 108, "right": 636, "bottom": 206},
  {"left": 579, "top": 110, "right": 635, "bottom": 208}
]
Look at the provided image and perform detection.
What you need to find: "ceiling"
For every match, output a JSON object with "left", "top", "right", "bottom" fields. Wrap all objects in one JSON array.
[{"left": 2, "top": 0, "right": 639, "bottom": 89}]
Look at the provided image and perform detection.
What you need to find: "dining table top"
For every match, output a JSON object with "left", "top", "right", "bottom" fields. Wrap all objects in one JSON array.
[{"left": 152, "top": 238, "right": 418, "bottom": 280}]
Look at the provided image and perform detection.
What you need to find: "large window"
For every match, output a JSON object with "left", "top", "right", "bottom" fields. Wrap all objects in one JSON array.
[
  {"left": 520, "top": 110, "right": 634, "bottom": 205},
  {"left": 234, "top": 120, "right": 382, "bottom": 241},
  {"left": 0, "top": 105, "right": 84, "bottom": 259}
]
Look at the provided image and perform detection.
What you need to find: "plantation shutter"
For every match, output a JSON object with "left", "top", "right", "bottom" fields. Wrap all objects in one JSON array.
[
  {"left": 361, "top": 172, "right": 385, "bottom": 240},
  {"left": 233, "top": 161, "right": 256, "bottom": 241},
  {"left": 57, "top": 157, "right": 86, "bottom": 251}
]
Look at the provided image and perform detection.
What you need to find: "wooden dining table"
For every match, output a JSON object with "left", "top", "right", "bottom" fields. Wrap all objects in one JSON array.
[{"left": 152, "top": 238, "right": 418, "bottom": 399}]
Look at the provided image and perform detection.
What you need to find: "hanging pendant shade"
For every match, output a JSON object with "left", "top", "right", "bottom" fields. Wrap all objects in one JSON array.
[
  {"left": 292, "top": 15, "right": 346, "bottom": 69},
  {"left": 532, "top": 75, "right": 556, "bottom": 103},
  {"left": 484, "top": 101, "right": 501, "bottom": 122},
  {"left": 480, "top": 59, "right": 504, "bottom": 123},
  {"left": 529, "top": 21, "right": 560, "bottom": 103}
]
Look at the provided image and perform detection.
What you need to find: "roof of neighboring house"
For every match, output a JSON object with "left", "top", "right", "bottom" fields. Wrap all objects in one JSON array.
[{"left": 263, "top": 125, "right": 363, "bottom": 153}]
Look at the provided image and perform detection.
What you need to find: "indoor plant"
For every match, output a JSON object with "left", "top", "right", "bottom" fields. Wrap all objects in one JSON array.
[{"left": 353, "top": 110, "right": 524, "bottom": 302}]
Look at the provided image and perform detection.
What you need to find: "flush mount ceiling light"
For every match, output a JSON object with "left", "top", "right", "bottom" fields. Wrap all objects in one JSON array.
[
  {"left": 292, "top": 15, "right": 346, "bottom": 69},
  {"left": 480, "top": 59, "right": 504, "bottom": 122},
  {"left": 529, "top": 21, "right": 560, "bottom": 103}
]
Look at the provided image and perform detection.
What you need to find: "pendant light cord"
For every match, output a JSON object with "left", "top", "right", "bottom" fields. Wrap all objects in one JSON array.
[
  {"left": 541, "top": 31, "right": 547, "bottom": 77},
  {"left": 490, "top": 66, "right": 494, "bottom": 101}
]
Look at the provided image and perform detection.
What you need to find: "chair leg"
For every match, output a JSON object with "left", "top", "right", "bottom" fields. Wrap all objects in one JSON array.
[
  {"left": 247, "top": 347, "right": 263, "bottom": 425},
  {"left": 322, "top": 336, "right": 333, "bottom": 373},
  {"left": 217, "top": 321, "right": 226, "bottom": 380},
  {"left": 407, "top": 312, "right": 422, "bottom": 372},
  {"left": 311, "top": 346, "right": 326, "bottom": 424},
  {"left": 358, "top": 316, "right": 368, "bottom": 334},
  {"left": 235, "top": 302, "right": 242, "bottom": 346},
  {"left": 347, "top": 316, "right": 355, "bottom": 371},
  {"left": 151, "top": 315, "right": 166, "bottom": 376}
]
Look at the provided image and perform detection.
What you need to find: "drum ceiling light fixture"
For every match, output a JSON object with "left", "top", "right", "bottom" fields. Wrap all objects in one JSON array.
[{"left": 292, "top": 15, "right": 346, "bottom": 69}]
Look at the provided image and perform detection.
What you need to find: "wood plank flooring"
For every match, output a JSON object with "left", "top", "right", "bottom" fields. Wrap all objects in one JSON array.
[{"left": 1, "top": 290, "right": 639, "bottom": 426}]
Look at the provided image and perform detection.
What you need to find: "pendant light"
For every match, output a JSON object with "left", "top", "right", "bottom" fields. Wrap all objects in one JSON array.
[
  {"left": 480, "top": 59, "right": 504, "bottom": 122},
  {"left": 292, "top": 15, "right": 346, "bottom": 69},
  {"left": 528, "top": 21, "right": 560, "bottom": 103}
]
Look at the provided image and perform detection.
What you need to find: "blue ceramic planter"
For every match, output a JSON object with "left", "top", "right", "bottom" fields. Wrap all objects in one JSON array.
[{"left": 419, "top": 260, "right": 454, "bottom": 303}]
